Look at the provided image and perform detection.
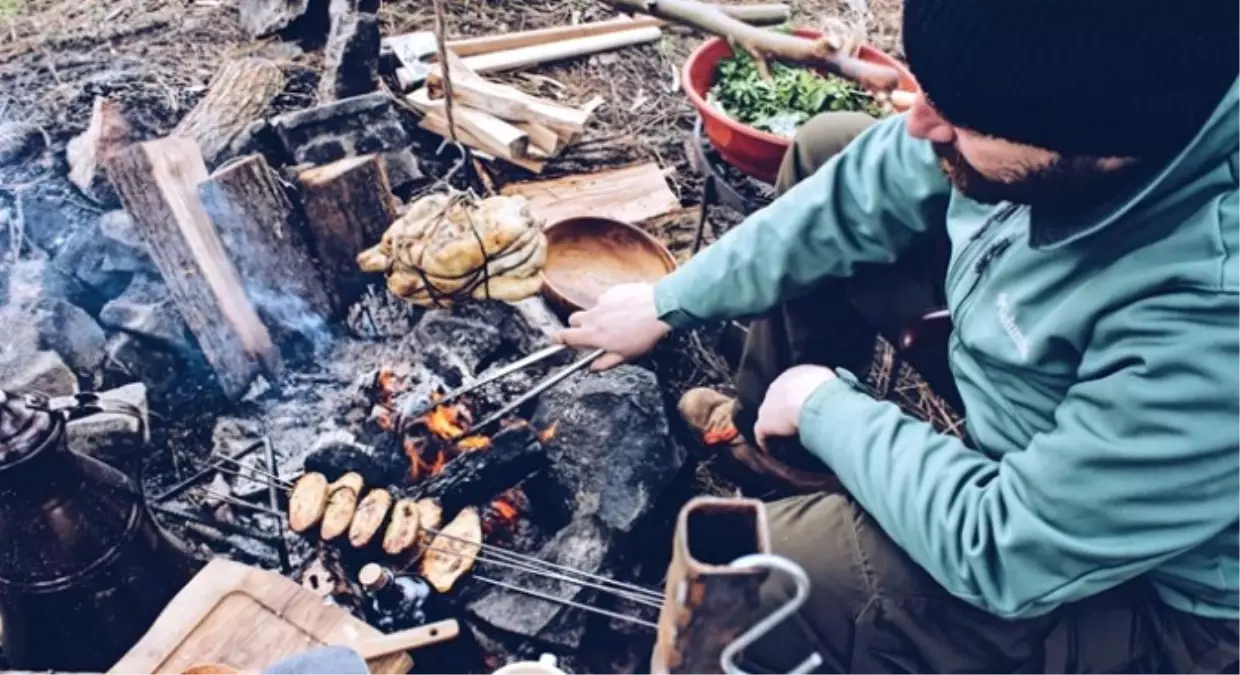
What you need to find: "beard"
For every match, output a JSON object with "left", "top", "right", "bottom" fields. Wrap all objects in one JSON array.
[{"left": 932, "top": 142, "right": 1150, "bottom": 209}]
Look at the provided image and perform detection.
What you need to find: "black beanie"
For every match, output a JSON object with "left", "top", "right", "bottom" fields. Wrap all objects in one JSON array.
[{"left": 902, "top": 0, "right": 1239, "bottom": 159}]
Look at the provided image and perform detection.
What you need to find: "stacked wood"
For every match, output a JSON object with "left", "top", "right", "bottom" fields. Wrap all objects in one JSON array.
[
  {"left": 105, "top": 138, "right": 279, "bottom": 399},
  {"left": 410, "top": 50, "right": 595, "bottom": 172}
]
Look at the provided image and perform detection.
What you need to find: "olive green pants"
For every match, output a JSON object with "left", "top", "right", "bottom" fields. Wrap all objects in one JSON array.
[{"left": 733, "top": 113, "right": 1239, "bottom": 673}]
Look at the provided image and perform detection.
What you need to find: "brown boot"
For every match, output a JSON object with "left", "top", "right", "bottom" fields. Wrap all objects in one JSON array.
[{"left": 678, "top": 388, "right": 840, "bottom": 494}]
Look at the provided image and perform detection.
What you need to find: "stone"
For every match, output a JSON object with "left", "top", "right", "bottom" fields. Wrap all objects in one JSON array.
[
  {"left": 99, "top": 276, "right": 197, "bottom": 357},
  {"left": 468, "top": 516, "right": 612, "bottom": 649},
  {"left": 63, "top": 382, "right": 149, "bottom": 465},
  {"left": 0, "top": 350, "right": 78, "bottom": 397},
  {"left": 31, "top": 297, "right": 107, "bottom": 378},
  {"left": 50, "top": 217, "right": 134, "bottom": 311},
  {"left": 1, "top": 258, "right": 51, "bottom": 309},
  {"left": 318, "top": 11, "right": 380, "bottom": 102},
  {"left": 98, "top": 210, "right": 156, "bottom": 275},
  {"left": 411, "top": 309, "right": 504, "bottom": 374},
  {"left": 531, "top": 364, "right": 684, "bottom": 534},
  {"left": 226, "top": 120, "right": 290, "bottom": 166},
  {"left": 0, "top": 122, "right": 45, "bottom": 165},
  {"left": 270, "top": 92, "right": 410, "bottom": 165},
  {"left": 101, "top": 332, "right": 182, "bottom": 398}
]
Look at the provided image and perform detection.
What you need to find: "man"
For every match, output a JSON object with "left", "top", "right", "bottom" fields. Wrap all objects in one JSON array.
[{"left": 556, "top": 0, "right": 1240, "bottom": 672}]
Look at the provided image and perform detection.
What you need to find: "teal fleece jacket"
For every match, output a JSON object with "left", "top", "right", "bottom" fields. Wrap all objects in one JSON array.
[{"left": 655, "top": 80, "right": 1240, "bottom": 620}]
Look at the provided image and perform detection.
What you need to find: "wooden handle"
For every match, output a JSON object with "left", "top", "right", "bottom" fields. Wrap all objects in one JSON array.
[
  {"left": 354, "top": 619, "right": 461, "bottom": 660},
  {"left": 460, "top": 26, "right": 664, "bottom": 74},
  {"left": 824, "top": 54, "right": 901, "bottom": 93},
  {"left": 446, "top": 17, "right": 663, "bottom": 57}
]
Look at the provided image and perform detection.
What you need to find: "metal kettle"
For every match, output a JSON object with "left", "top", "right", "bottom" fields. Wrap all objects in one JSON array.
[{"left": 0, "top": 390, "right": 200, "bottom": 672}]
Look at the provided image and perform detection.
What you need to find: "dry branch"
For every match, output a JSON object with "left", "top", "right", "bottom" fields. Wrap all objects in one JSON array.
[{"left": 602, "top": 0, "right": 900, "bottom": 92}]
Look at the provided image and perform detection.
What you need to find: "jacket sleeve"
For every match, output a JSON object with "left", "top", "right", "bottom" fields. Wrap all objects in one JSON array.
[
  {"left": 654, "top": 115, "right": 951, "bottom": 329},
  {"left": 798, "top": 288, "right": 1240, "bottom": 618}
]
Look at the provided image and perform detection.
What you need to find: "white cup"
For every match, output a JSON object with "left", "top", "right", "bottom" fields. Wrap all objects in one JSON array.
[{"left": 492, "top": 653, "right": 566, "bottom": 675}]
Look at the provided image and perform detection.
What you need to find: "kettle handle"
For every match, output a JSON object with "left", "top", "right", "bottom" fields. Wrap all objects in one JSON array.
[{"left": 44, "top": 392, "right": 147, "bottom": 440}]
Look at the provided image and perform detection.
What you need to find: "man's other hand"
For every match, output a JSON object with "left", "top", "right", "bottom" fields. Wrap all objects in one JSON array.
[
  {"left": 554, "top": 283, "right": 672, "bottom": 372},
  {"left": 754, "top": 365, "right": 837, "bottom": 449}
]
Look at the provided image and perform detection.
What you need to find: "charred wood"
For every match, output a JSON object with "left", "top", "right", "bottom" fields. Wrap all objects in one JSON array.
[{"left": 408, "top": 423, "right": 545, "bottom": 514}]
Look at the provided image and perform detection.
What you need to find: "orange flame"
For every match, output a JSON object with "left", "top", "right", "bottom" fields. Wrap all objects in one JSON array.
[
  {"left": 376, "top": 407, "right": 395, "bottom": 432},
  {"left": 423, "top": 404, "right": 467, "bottom": 440},
  {"left": 456, "top": 435, "right": 491, "bottom": 451},
  {"left": 428, "top": 449, "right": 446, "bottom": 476},
  {"left": 538, "top": 422, "right": 557, "bottom": 443},
  {"left": 492, "top": 497, "right": 518, "bottom": 521}
]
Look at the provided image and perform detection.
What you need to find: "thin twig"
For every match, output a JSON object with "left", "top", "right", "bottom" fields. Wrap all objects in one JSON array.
[{"left": 430, "top": 0, "right": 457, "bottom": 143}]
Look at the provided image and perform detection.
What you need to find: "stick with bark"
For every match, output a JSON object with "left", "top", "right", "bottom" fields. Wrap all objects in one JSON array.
[{"left": 603, "top": 0, "right": 901, "bottom": 93}]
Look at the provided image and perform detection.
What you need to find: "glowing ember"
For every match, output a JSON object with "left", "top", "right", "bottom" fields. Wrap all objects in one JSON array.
[
  {"left": 703, "top": 427, "right": 739, "bottom": 445},
  {"left": 376, "top": 407, "right": 395, "bottom": 432},
  {"left": 375, "top": 367, "right": 404, "bottom": 402},
  {"left": 456, "top": 435, "right": 491, "bottom": 451},
  {"left": 538, "top": 422, "right": 557, "bottom": 443},
  {"left": 492, "top": 497, "right": 518, "bottom": 521},
  {"left": 428, "top": 450, "right": 447, "bottom": 475},
  {"left": 485, "top": 488, "right": 524, "bottom": 535}
]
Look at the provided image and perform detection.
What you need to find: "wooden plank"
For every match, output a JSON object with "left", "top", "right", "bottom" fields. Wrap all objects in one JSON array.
[
  {"left": 105, "top": 137, "right": 277, "bottom": 399},
  {"left": 430, "top": 50, "right": 589, "bottom": 138},
  {"left": 514, "top": 121, "right": 564, "bottom": 157},
  {"left": 109, "top": 559, "right": 411, "bottom": 674},
  {"left": 199, "top": 154, "right": 334, "bottom": 335},
  {"left": 445, "top": 16, "right": 660, "bottom": 57},
  {"left": 501, "top": 162, "right": 680, "bottom": 226},
  {"left": 406, "top": 89, "right": 529, "bottom": 158},
  {"left": 297, "top": 154, "right": 398, "bottom": 314}
]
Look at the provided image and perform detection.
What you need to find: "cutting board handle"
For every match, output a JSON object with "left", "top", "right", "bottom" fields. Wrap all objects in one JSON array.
[{"left": 355, "top": 619, "right": 461, "bottom": 660}]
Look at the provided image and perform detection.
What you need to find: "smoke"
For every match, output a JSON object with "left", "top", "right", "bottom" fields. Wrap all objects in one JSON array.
[{"left": 245, "top": 283, "right": 334, "bottom": 361}]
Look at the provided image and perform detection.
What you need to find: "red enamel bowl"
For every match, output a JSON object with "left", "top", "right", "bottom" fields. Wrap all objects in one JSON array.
[{"left": 682, "top": 29, "right": 919, "bottom": 184}]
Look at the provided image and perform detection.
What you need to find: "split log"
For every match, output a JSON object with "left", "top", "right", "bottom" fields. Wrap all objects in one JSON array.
[
  {"left": 516, "top": 122, "right": 564, "bottom": 157},
  {"left": 66, "top": 97, "right": 131, "bottom": 207},
  {"left": 105, "top": 137, "right": 278, "bottom": 399},
  {"left": 429, "top": 51, "right": 589, "bottom": 140},
  {"left": 199, "top": 154, "right": 334, "bottom": 335},
  {"left": 408, "top": 424, "right": 546, "bottom": 515},
  {"left": 501, "top": 162, "right": 680, "bottom": 225},
  {"left": 297, "top": 154, "right": 397, "bottom": 313},
  {"left": 239, "top": 0, "right": 312, "bottom": 37},
  {"left": 601, "top": 0, "right": 901, "bottom": 92},
  {"left": 456, "top": 26, "right": 662, "bottom": 76},
  {"left": 319, "top": 10, "right": 380, "bottom": 101},
  {"left": 173, "top": 58, "right": 285, "bottom": 166},
  {"left": 406, "top": 89, "right": 529, "bottom": 158},
  {"left": 417, "top": 108, "right": 545, "bottom": 174}
]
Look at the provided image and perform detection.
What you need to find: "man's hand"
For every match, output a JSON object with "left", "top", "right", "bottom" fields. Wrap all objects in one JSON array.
[
  {"left": 754, "top": 365, "right": 837, "bottom": 450},
  {"left": 555, "top": 283, "right": 672, "bottom": 371}
]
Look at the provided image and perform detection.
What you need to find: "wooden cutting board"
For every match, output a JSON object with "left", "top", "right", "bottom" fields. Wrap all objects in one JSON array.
[{"left": 109, "top": 558, "right": 413, "bottom": 674}]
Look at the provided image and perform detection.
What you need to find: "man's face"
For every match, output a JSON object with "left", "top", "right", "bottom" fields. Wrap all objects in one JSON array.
[{"left": 904, "top": 94, "right": 1144, "bottom": 208}]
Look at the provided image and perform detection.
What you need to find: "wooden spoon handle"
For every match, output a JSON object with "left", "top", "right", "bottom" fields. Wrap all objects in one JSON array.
[
  {"left": 824, "top": 54, "right": 901, "bottom": 93},
  {"left": 354, "top": 619, "right": 461, "bottom": 660}
]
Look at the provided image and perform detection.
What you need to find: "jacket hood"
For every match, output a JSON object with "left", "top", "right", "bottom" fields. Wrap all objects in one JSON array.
[{"left": 1032, "top": 77, "right": 1239, "bottom": 249}]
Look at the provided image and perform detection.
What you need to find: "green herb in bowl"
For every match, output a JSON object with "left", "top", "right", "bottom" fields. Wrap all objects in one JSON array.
[{"left": 706, "top": 48, "right": 884, "bottom": 138}]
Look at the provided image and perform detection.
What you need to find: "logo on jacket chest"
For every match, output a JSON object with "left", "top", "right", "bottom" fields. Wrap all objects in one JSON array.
[{"left": 995, "top": 292, "right": 1030, "bottom": 361}]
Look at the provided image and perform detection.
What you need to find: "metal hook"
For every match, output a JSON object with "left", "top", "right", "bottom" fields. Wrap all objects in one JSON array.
[{"left": 720, "top": 553, "right": 823, "bottom": 675}]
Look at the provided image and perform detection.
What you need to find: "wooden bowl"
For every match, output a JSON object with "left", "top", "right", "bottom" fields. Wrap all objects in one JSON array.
[{"left": 541, "top": 217, "right": 678, "bottom": 314}]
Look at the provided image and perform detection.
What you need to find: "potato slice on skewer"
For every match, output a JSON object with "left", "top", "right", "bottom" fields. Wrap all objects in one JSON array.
[
  {"left": 349, "top": 488, "right": 393, "bottom": 548},
  {"left": 288, "top": 472, "right": 329, "bottom": 533},
  {"left": 320, "top": 472, "right": 364, "bottom": 541},
  {"left": 382, "top": 498, "right": 421, "bottom": 555},
  {"left": 420, "top": 507, "right": 482, "bottom": 593}
]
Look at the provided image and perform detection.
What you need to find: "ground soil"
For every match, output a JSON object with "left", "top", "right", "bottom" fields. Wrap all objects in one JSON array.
[{"left": 0, "top": 0, "right": 957, "bottom": 498}]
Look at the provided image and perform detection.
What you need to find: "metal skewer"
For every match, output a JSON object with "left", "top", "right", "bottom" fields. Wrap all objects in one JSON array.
[
  {"left": 456, "top": 348, "right": 605, "bottom": 439},
  {"left": 420, "top": 524, "right": 664, "bottom": 604},
  {"left": 422, "top": 543, "right": 664, "bottom": 608},
  {"left": 263, "top": 437, "right": 293, "bottom": 574},
  {"left": 399, "top": 344, "right": 568, "bottom": 429},
  {"left": 472, "top": 574, "right": 658, "bottom": 629}
]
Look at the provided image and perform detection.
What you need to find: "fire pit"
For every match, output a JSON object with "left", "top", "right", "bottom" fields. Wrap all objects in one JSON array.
[{"left": 147, "top": 297, "right": 688, "bottom": 672}]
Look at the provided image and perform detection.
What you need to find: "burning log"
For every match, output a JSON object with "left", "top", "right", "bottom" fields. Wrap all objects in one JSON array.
[
  {"left": 104, "top": 137, "right": 279, "bottom": 399},
  {"left": 297, "top": 154, "right": 398, "bottom": 314},
  {"left": 420, "top": 507, "right": 482, "bottom": 593},
  {"left": 199, "top": 153, "right": 335, "bottom": 335},
  {"left": 173, "top": 58, "right": 285, "bottom": 167},
  {"left": 288, "top": 472, "right": 329, "bottom": 533},
  {"left": 321, "top": 472, "right": 365, "bottom": 541},
  {"left": 408, "top": 423, "right": 546, "bottom": 515},
  {"left": 349, "top": 487, "right": 394, "bottom": 548}
]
